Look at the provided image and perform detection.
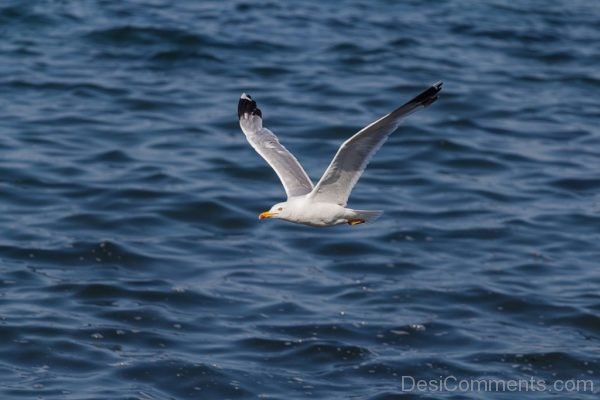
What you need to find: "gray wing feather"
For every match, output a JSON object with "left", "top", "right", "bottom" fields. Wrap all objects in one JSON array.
[
  {"left": 238, "top": 94, "right": 314, "bottom": 198},
  {"left": 310, "top": 82, "right": 442, "bottom": 206}
]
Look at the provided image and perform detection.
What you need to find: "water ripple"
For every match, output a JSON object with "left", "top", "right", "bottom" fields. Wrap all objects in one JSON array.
[{"left": 0, "top": 0, "right": 599, "bottom": 398}]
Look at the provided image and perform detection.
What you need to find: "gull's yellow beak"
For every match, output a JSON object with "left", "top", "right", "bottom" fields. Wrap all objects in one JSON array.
[{"left": 258, "top": 211, "right": 273, "bottom": 220}]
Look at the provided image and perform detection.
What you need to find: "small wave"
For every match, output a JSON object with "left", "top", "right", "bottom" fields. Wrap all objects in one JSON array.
[
  {"left": 116, "top": 359, "right": 254, "bottom": 399},
  {"left": 237, "top": 336, "right": 371, "bottom": 366},
  {"left": 551, "top": 178, "right": 600, "bottom": 193},
  {"left": 0, "top": 240, "right": 162, "bottom": 269},
  {"left": 0, "top": 4, "right": 56, "bottom": 27},
  {"left": 85, "top": 26, "right": 206, "bottom": 47}
]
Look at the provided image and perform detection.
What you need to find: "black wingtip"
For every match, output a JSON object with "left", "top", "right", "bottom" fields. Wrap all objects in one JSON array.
[
  {"left": 409, "top": 81, "right": 443, "bottom": 108},
  {"left": 238, "top": 93, "right": 262, "bottom": 120}
]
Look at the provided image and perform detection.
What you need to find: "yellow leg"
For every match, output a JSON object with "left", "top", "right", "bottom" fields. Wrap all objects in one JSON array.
[{"left": 347, "top": 219, "right": 365, "bottom": 225}]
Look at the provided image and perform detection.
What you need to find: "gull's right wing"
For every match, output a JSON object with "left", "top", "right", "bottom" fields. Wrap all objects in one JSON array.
[
  {"left": 238, "top": 94, "right": 314, "bottom": 198},
  {"left": 309, "top": 82, "right": 443, "bottom": 206}
]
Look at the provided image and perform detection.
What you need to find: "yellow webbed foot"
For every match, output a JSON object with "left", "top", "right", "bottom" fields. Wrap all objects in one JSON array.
[{"left": 347, "top": 219, "right": 365, "bottom": 225}]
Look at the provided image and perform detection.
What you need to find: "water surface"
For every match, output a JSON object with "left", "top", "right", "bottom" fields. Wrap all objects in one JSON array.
[{"left": 0, "top": 1, "right": 599, "bottom": 399}]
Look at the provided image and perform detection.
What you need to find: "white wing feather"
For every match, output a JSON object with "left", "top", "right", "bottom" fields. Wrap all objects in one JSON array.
[
  {"left": 238, "top": 94, "right": 313, "bottom": 198},
  {"left": 310, "top": 82, "right": 443, "bottom": 206}
]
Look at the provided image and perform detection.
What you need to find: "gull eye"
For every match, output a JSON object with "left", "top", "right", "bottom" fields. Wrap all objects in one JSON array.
[{"left": 277, "top": 207, "right": 283, "bottom": 211}]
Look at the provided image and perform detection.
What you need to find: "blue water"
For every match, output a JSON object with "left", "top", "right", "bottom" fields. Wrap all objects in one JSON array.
[{"left": 1, "top": 1, "right": 599, "bottom": 399}]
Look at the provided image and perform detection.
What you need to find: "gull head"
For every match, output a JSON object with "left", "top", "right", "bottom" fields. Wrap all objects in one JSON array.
[{"left": 258, "top": 202, "right": 288, "bottom": 220}]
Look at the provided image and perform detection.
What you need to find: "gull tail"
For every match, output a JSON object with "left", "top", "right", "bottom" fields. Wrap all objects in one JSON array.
[{"left": 348, "top": 209, "right": 384, "bottom": 225}]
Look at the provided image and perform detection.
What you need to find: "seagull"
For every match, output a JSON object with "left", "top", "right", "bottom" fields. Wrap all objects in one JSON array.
[{"left": 238, "top": 81, "right": 442, "bottom": 227}]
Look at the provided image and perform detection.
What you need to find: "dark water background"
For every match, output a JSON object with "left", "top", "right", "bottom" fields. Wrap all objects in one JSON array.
[{"left": 1, "top": 1, "right": 599, "bottom": 399}]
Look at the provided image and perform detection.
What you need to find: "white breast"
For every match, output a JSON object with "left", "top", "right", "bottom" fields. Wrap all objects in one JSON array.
[{"left": 286, "top": 197, "right": 349, "bottom": 227}]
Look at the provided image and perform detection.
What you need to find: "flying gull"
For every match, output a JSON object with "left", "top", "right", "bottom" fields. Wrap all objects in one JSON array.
[{"left": 238, "top": 81, "right": 442, "bottom": 227}]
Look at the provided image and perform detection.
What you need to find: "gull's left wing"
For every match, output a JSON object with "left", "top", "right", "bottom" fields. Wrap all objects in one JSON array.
[
  {"left": 309, "top": 81, "right": 443, "bottom": 206},
  {"left": 238, "top": 94, "right": 314, "bottom": 198}
]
